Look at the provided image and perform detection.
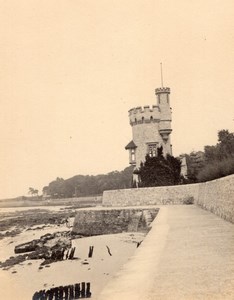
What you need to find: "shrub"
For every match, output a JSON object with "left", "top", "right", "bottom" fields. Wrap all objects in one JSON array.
[
  {"left": 183, "top": 197, "right": 194, "bottom": 205},
  {"left": 138, "top": 148, "right": 181, "bottom": 187},
  {"left": 197, "top": 157, "right": 234, "bottom": 182}
]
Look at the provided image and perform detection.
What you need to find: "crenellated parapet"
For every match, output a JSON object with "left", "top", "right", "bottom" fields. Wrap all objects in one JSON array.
[
  {"left": 126, "top": 85, "right": 173, "bottom": 167},
  {"left": 128, "top": 105, "right": 160, "bottom": 126},
  {"left": 155, "top": 87, "right": 170, "bottom": 95}
]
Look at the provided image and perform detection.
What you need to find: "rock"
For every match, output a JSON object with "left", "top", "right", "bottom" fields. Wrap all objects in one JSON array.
[{"left": 15, "top": 240, "right": 40, "bottom": 254}]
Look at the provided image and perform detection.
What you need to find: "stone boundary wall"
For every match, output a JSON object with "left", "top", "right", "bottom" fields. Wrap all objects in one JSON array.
[
  {"left": 102, "top": 175, "right": 234, "bottom": 223},
  {"left": 196, "top": 175, "right": 234, "bottom": 223},
  {"left": 103, "top": 184, "right": 199, "bottom": 206}
]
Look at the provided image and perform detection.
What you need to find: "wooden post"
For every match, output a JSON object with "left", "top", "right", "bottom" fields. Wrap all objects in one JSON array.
[
  {"left": 81, "top": 282, "right": 86, "bottom": 298},
  {"left": 32, "top": 291, "right": 39, "bottom": 300},
  {"left": 106, "top": 245, "right": 112, "bottom": 256},
  {"left": 74, "top": 283, "right": 80, "bottom": 299},
  {"left": 45, "top": 289, "right": 50, "bottom": 299},
  {"left": 69, "top": 285, "right": 74, "bottom": 300},
  {"left": 40, "top": 290, "right": 46, "bottom": 300},
  {"left": 54, "top": 287, "right": 59, "bottom": 300},
  {"left": 66, "top": 249, "right": 70, "bottom": 259},
  {"left": 86, "top": 282, "right": 92, "bottom": 298},
  {"left": 88, "top": 246, "right": 94, "bottom": 258},
  {"left": 58, "top": 286, "right": 63, "bottom": 299},
  {"left": 49, "top": 288, "right": 54, "bottom": 300},
  {"left": 64, "top": 286, "right": 69, "bottom": 300},
  {"left": 69, "top": 247, "right": 76, "bottom": 259}
]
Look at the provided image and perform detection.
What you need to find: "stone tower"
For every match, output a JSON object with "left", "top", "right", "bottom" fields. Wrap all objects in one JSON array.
[{"left": 125, "top": 87, "right": 172, "bottom": 170}]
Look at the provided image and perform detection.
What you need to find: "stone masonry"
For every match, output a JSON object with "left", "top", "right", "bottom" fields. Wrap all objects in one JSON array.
[
  {"left": 72, "top": 208, "right": 159, "bottom": 236},
  {"left": 103, "top": 174, "right": 234, "bottom": 223}
]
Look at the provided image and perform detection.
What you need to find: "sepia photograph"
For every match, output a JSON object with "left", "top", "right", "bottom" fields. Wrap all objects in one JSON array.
[{"left": 0, "top": 1, "right": 233, "bottom": 299}]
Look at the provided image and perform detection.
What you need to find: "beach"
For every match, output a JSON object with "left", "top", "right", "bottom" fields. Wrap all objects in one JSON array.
[{"left": 0, "top": 206, "right": 146, "bottom": 299}]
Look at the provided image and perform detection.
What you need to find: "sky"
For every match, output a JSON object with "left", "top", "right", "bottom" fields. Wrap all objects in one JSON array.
[{"left": 0, "top": 0, "right": 233, "bottom": 199}]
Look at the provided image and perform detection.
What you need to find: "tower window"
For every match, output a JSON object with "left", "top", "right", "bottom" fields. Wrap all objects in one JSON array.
[
  {"left": 131, "top": 149, "right": 135, "bottom": 161},
  {"left": 148, "top": 143, "right": 158, "bottom": 157}
]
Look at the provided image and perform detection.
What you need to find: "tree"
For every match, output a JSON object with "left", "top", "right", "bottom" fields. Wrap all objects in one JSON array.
[
  {"left": 138, "top": 147, "right": 181, "bottom": 187},
  {"left": 42, "top": 186, "right": 49, "bottom": 196},
  {"left": 185, "top": 151, "right": 205, "bottom": 182},
  {"left": 204, "top": 130, "right": 234, "bottom": 162},
  {"left": 28, "top": 187, "right": 39, "bottom": 197},
  {"left": 217, "top": 129, "right": 234, "bottom": 158},
  {"left": 197, "top": 129, "right": 234, "bottom": 181}
]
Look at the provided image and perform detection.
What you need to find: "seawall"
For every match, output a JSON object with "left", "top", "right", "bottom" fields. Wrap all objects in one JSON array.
[
  {"left": 103, "top": 175, "right": 234, "bottom": 223},
  {"left": 72, "top": 208, "right": 159, "bottom": 236}
]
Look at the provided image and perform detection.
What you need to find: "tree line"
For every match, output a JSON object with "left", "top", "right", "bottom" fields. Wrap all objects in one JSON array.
[
  {"left": 39, "top": 129, "right": 234, "bottom": 198},
  {"left": 42, "top": 166, "right": 134, "bottom": 198},
  {"left": 183, "top": 129, "right": 234, "bottom": 183}
]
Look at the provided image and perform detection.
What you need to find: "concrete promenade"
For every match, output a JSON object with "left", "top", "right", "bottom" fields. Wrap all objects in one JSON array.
[{"left": 97, "top": 205, "right": 234, "bottom": 300}]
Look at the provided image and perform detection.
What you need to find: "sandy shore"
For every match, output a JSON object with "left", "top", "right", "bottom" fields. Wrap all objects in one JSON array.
[{"left": 0, "top": 207, "right": 146, "bottom": 300}]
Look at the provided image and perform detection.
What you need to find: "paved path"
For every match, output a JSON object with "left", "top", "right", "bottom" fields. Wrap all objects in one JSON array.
[{"left": 97, "top": 205, "right": 234, "bottom": 300}]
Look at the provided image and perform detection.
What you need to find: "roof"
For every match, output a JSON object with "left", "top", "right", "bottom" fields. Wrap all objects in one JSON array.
[{"left": 125, "top": 140, "right": 137, "bottom": 150}]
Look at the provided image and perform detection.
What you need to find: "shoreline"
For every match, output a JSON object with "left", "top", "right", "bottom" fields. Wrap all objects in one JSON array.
[{"left": 0, "top": 206, "right": 147, "bottom": 299}]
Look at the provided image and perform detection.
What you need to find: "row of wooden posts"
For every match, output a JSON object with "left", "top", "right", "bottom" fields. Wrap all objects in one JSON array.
[
  {"left": 88, "top": 246, "right": 113, "bottom": 257},
  {"left": 49, "top": 247, "right": 76, "bottom": 261},
  {"left": 32, "top": 243, "right": 117, "bottom": 299},
  {"left": 50, "top": 244, "right": 115, "bottom": 261},
  {"left": 49, "top": 246, "right": 93, "bottom": 261},
  {"left": 32, "top": 282, "right": 91, "bottom": 299}
]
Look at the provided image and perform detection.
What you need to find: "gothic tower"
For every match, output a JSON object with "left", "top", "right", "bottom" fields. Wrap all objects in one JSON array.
[{"left": 125, "top": 87, "right": 172, "bottom": 170}]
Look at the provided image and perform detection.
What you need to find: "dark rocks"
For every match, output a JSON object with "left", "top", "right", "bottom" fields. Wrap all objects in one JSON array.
[
  {"left": 0, "top": 228, "right": 21, "bottom": 240},
  {"left": 0, "top": 209, "right": 77, "bottom": 241},
  {"left": 15, "top": 240, "right": 40, "bottom": 253},
  {"left": 0, "top": 254, "right": 27, "bottom": 269},
  {"left": 1, "top": 231, "right": 78, "bottom": 269},
  {"left": 14, "top": 231, "right": 71, "bottom": 254}
]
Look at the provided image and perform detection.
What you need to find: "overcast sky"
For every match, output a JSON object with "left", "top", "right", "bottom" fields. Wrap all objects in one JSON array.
[{"left": 0, "top": 0, "right": 233, "bottom": 199}]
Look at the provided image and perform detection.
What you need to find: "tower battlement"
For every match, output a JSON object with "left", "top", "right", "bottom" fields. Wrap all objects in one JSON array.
[
  {"left": 128, "top": 105, "right": 160, "bottom": 126},
  {"left": 155, "top": 87, "right": 170, "bottom": 95},
  {"left": 125, "top": 84, "right": 172, "bottom": 170}
]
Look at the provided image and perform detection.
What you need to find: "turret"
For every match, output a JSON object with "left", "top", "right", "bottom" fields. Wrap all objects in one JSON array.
[{"left": 155, "top": 87, "right": 172, "bottom": 154}]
